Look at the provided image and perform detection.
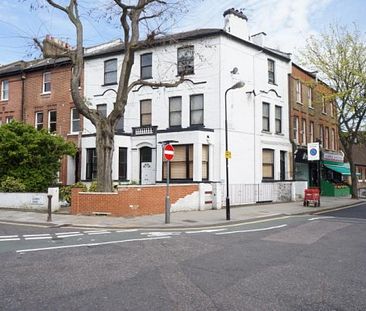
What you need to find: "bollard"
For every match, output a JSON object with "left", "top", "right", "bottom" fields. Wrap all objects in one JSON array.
[{"left": 47, "top": 194, "right": 52, "bottom": 222}]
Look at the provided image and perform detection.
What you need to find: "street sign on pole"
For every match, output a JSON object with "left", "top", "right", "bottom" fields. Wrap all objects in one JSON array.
[
  {"left": 164, "top": 144, "right": 174, "bottom": 161},
  {"left": 307, "top": 142, "right": 320, "bottom": 161}
]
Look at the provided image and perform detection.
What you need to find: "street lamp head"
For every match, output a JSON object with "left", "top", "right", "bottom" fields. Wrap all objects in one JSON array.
[{"left": 231, "top": 81, "right": 245, "bottom": 90}]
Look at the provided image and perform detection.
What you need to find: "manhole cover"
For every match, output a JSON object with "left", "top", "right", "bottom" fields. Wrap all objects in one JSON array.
[{"left": 182, "top": 219, "right": 197, "bottom": 223}]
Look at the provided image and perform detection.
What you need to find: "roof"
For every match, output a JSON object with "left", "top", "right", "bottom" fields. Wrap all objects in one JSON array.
[
  {"left": 0, "top": 57, "right": 70, "bottom": 77},
  {"left": 84, "top": 28, "right": 291, "bottom": 62}
]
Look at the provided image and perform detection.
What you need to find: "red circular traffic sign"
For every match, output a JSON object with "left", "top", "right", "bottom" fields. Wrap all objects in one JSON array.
[{"left": 164, "top": 144, "right": 174, "bottom": 161}]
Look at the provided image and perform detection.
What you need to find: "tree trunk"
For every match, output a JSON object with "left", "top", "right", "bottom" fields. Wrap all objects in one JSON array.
[
  {"left": 95, "top": 122, "right": 114, "bottom": 192},
  {"left": 349, "top": 159, "right": 359, "bottom": 199}
]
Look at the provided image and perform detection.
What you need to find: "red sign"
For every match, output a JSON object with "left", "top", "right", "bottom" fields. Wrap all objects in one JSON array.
[{"left": 164, "top": 144, "right": 174, "bottom": 161}]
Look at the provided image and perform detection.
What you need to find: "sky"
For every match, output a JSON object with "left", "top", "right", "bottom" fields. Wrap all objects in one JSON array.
[{"left": 0, "top": 0, "right": 366, "bottom": 65}]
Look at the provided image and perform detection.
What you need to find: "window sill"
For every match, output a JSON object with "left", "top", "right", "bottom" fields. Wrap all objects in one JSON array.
[
  {"left": 102, "top": 82, "right": 118, "bottom": 87},
  {"left": 67, "top": 132, "right": 80, "bottom": 136},
  {"left": 41, "top": 92, "right": 51, "bottom": 96},
  {"left": 309, "top": 106, "right": 314, "bottom": 110},
  {"left": 0, "top": 99, "right": 8, "bottom": 102},
  {"left": 275, "top": 132, "right": 284, "bottom": 136},
  {"left": 296, "top": 101, "right": 303, "bottom": 105},
  {"left": 140, "top": 76, "right": 153, "bottom": 80},
  {"left": 176, "top": 72, "right": 195, "bottom": 77},
  {"left": 268, "top": 81, "right": 277, "bottom": 86},
  {"left": 322, "top": 112, "right": 327, "bottom": 115},
  {"left": 261, "top": 130, "right": 272, "bottom": 134}
]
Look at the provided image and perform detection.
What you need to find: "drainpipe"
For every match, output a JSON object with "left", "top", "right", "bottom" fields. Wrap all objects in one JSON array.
[{"left": 21, "top": 72, "right": 26, "bottom": 122}]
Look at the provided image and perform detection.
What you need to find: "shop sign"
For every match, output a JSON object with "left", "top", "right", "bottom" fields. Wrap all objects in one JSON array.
[
  {"left": 322, "top": 152, "right": 344, "bottom": 163},
  {"left": 307, "top": 142, "right": 320, "bottom": 161}
]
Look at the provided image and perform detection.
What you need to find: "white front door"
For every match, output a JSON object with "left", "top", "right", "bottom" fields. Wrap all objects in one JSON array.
[{"left": 141, "top": 162, "right": 155, "bottom": 184}]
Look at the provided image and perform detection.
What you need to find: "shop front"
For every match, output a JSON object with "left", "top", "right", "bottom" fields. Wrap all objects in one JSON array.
[{"left": 320, "top": 151, "right": 351, "bottom": 197}]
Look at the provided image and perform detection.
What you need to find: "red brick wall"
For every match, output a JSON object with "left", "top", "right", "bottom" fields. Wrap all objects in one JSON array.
[
  {"left": 70, "top": 184, "right": 199, "bottom": 217},
  {"left": 0, "top": 74, "right": 23, "bottom": 123},
  {"left": 24, "top": 64, "right": 83, "bottom": 184}
]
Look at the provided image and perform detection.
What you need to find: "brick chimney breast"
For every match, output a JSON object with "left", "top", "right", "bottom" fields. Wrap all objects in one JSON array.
[{"left": 223, "top": 8, "right": 250, "bottom": 41}]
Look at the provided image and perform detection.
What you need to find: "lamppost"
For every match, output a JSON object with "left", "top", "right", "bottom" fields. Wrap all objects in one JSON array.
[{"left": 224, "top": 81, "right": 245, "bottom": 220}]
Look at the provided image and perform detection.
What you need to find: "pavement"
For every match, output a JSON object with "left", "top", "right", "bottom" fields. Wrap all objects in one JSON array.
[{"left": 0, "top": 196, "right": 364, "bottom": 229}]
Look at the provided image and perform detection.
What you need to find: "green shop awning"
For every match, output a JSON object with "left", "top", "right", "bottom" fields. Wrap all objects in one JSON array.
[{"left": 324, "top": 162, "right": 352, "bottom": 176}]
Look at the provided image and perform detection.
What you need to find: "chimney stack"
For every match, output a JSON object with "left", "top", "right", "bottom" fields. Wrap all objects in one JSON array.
[{"left": 223, "top": 8, "right": 249, "bottom": 41}]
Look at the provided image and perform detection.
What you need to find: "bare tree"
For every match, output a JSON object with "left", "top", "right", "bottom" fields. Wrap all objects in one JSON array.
[
  {"left": 301, "top": 24, "right": 366, "bottom": 198},
  {"left": 36, "top": 0, "right": 193, "bottom": 192}
]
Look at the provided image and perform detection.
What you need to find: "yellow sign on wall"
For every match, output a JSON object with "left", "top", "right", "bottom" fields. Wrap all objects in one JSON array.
[{"left": 225, "top": 151, "right": 232, "bottom": 159}]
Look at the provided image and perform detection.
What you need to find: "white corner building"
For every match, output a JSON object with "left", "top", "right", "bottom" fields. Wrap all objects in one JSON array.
[{"left": 80, "top": 8, "right": 294, "bottom": 204}]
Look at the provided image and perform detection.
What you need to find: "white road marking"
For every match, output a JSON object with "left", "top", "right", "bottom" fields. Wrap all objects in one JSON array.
[
  {"left": 185, "top": 229, "right": 226, "bottom": 234},
  {"left": 0, "top": 235, "right": 18, "bottom": 239},
  {"left": 0, "top": 238, "right": 21, "bottom": 242},
  {"left": 115, "top": 229, "right": 139, "bottom": 233},
  {"left": 23, "top": 234, "right": 50, "bottom": 237},
  {"left": 140, "top": 232, "right": 181, "bottom": 237},
  {"left": 308, "top": 216, "right": 335, "bottom": 221},
  {"left": 16, "top": 236, "right": 171, "bottom": 253},
  {"left": 87, "top": 231, "right": 111, "bottom": 235},
  {"left": 24, "top": 236, "right": 53, "bottom": 240},
  {"left": 55, "top": 232, "right": 80, "bottom": 235},
  {"left": 56, "top": 234, "right": 84, "bottom": 238},
  {"left": 215, "top": 224, "right": 288, "bottom": 235}
]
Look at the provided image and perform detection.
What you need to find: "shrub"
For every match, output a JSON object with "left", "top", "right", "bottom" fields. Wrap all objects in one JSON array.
[
  {"left": 0, "top": 176, "right": 26, "bottom": 192},
  {"left": 88, "top": 181, "right": 98, "bottom": 192},
  {"left": 60, "top": 182, "right": 87, "bottom": 203}
]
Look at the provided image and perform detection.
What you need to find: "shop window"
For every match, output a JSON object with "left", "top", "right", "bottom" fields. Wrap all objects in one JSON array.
[{"left": 262, "top": 149, "right": 274, "bottom": 180}]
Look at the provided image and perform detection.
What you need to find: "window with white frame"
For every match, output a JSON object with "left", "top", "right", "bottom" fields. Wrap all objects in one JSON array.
[
  {"left": 322, "top": 95, "right": 327, "bottom": 113},
  {"left": 43, "top": 72, "right": 51, "bottom": 93},
  {"left": 71, "top": 108, "right": 80, "bottom": 133},
  {"left": 330, "top": 102, "right": 335, "bottom": 117},
  {"left": 140, "top": 53, "right": 152, "bottom": 79},
  {"left": 320, "top": 125, "right": 324, "bottom": 145},
  {"left": 275, "top": 106, "right": 282, "bottom": 134},
  {"left": 302, "top": 119, "right": 306, "bottom": 145},
  {"left": 268, "top": 59, "right": 275, "bottom": 84},
  {"left": 296, "top": 80, "right": 302, "bottom": 103},
  {"left": 262, "top": 149, "right": 274, "bottom": 180},
  {"left": 169, "top": 96, "right": 182, "bottom": 127},
  {"left": 325, "top": 127, "right": 329, "bottom": 149},
  {"left": 97, "top": 104, "right": 107, "bottom": 118},
  {"left": 104, "top": 59, "right": 117, "bottom": 85},
  {"left": 190, "top": 94, "right": 204, "bottom": 126},
  {"left": 177, "top": 46, "right": 194, "bottom": 75},
  {"left": 163, "top": 144, "right": 193, "bottom": 180},
  {"left": 308, "top": 88, "right": 313, "bottom": 108},
  {"left": 140, "top": 99, "right": 152, "bottom": 126},
  {"left": 5, "top": 116, "right": 13, "bottom": 123},
  {"left": 35, "top": 112, "right": 44, "bottom": 130},
  {"left": 48, "top": 110, "right": 57, "bottom": 132},
  {"left": 293, "top": 116, "right": 299, "bottom": 143},
  {"left": 1, "top": 80, "right": 9, "bottom": 100},
  {"left": 331, "top": 128, "right": 336, "bottom": 150},
  {"left": 309, "top": 121, "right": 314, "bottom": 143},
  {"left": 262, "top": 102, "right": 270, "bottom": 132}
]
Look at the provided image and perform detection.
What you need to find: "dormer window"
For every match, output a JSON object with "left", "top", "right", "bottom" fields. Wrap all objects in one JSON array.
[
  {"left": 177, "top": 46, "right": 194, "bottom": 75},
  {"left": 104, "top": 59, "right": 117, "bottom": 85},
  {"left": 268, "top": 59, "right": 275, "bottom": 84}
]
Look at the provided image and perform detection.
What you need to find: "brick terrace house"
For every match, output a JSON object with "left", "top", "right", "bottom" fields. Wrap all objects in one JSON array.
[
  {"left": 289, "top": 63, "right": 350, "bottom": 195},
  {"left": 0, "top": 58, "right": 82, "bottom": 185}
]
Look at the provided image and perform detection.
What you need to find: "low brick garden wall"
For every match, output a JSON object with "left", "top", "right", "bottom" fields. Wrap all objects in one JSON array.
[{"left": 70, "top": 184, "right": 199, "bottom": 217}]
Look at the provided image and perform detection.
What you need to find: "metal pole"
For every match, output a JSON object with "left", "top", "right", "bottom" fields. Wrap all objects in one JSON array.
[
  {"left": 47, "top": 194, "right": 52, "bottom": 222},
  {"left": 225, "top": 88, "right": 231, "bottom": 220},
  {"left": 165, "top": 160, "right": 171, "bottom": 224}
]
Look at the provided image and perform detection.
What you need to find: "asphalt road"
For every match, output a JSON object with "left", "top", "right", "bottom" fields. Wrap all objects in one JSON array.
[{"left": 0, "top": 204, "right": 365, "bottom": 311}]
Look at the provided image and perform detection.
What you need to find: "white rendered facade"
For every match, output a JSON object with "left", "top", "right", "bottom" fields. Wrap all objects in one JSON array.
[{"left": 80, "top": 10, "right": 292, "bottom": 186}]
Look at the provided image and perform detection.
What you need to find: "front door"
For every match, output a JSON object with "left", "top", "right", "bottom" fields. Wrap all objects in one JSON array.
[{"left": 140, "top": 147, "right": 154, "bottom": 184}]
